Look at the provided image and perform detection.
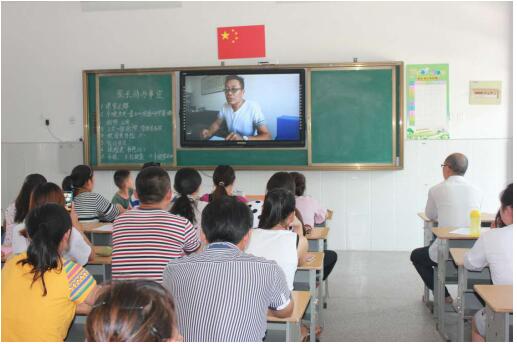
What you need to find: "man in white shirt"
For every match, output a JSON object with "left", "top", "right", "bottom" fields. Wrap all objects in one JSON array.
[
  {"left": 410, "top": 153, "right": 483, "bottom": 303},
  {"left": 200, "top": 75, "right": 272, "bottom": 141}
]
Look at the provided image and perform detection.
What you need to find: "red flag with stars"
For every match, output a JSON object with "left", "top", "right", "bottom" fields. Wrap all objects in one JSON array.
[{"left": 217, "top": 25, "right": 266, "bottom": 59}]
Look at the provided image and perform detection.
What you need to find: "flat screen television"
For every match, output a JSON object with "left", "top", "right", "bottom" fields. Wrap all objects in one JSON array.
[{"left": 179, "top": 69, "right": 305, "bottom": 147}]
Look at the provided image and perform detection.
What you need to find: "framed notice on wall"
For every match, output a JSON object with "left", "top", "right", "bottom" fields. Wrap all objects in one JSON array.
[{"left": 406, "top": 64, "right": 449, "bottom": 140}]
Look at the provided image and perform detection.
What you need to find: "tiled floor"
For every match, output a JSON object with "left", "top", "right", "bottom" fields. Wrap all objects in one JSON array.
[{"left": 318, "top": 250, "right": 444, "bottom": 342}]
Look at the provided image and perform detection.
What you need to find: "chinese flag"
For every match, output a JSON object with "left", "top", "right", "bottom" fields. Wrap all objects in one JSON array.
[{"left": 217, "top": 25, "right": 266, "bottom": 59}]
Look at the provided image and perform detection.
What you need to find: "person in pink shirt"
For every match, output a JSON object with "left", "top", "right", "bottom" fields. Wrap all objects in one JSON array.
[{"left": 290, "top": 172, "right": 328, "bottom": 228}]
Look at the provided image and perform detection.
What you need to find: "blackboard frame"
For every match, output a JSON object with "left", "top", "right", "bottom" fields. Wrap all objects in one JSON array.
[
  {"left": 307, "top": 66, "right": 398, "bottom": 168},
  {"left": 83, "top": 61, "right": 404, "bottom": 171}
]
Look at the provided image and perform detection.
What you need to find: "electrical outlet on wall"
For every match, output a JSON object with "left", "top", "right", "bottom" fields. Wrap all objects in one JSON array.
[{"left": 69, "top": 116, "right": 76, "bottom": 125}]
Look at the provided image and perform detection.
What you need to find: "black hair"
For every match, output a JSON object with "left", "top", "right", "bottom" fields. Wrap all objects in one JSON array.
[
  {"left": 61, "top": 176, "right": 73, "bottom": 192},
  {"left": 225, "top": 75, "right": 245, "bottom": 90},
  {"left": 266, "top": 172, "right": 296, "bottom": 193},
  {"left": 170, "top": 168, "right": 202, "bottom": 224},
  {"left": 70, "top": 165, "right": 94, "bottom": 194},
  {"left": 289, "top": 172, "right": 306, "bottom": 196},
  {"left": 201, "top": 197, "right": 252, "bottom": 244},
  {"left": 18, "top": 203, "right": 72, "bottom": 296},
  {"left": 86, "top": 280, "right": 177, "bottom": 342},
  {"left": 259, "top": 188, "right": 297, "bottom": 229},
  {"left": 114, "top": 170, "right": 131, "bottom": 189},
  {"left": 500, "top": 183, "right": 513, "bottom": 208},
  {"left": 13, "top": 173, "right": 47, "bottom": 223},
  {"left": 142, "top": 162, "right": 161, "bottom": 170},
  {"left": 210, "top": 165, "right": 236, "bottom": 202},
  {"left": 135, "top": 166, "right": 171, "bottom": 204},
  {"left": 444, "top": 153, "right": 468, "bottom": 176}
]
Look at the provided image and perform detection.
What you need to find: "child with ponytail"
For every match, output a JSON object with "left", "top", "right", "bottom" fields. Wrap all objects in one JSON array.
[
  {"left": 199, "top": 165, "right": 248, "bottom": 203},
  {"left": 170, "top": 168, "right": 208, "bottom": 235}
]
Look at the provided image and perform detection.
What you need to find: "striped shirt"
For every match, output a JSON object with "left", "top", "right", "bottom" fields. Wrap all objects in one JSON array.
[
  {"left": 112, "top": 208, "right": 200, "bottom": 283},
  {"left": 73, "top": 191, "right": 119, "bottom": 222},
  {"left": 162, "top": 242, "right": 291, "bottom": 342}
]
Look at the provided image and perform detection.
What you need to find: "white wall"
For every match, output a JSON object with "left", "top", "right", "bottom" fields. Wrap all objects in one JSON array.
[{"left": 1, "top": 1, "right": 513, "bottom": 251}]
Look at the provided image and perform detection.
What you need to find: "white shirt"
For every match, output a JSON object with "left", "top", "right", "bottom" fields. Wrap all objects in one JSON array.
[
  {"left": 426, "top": 175, "right": 483, "bottom": 262},
  {"left": 193, "top": 200, "right": 208, "bottom": 236},
  {"left": 11, "top": 223, "right": 91, "bottom": 266},
  {"left": 464, "top": 224, "right": 513, "bottom": 285},
  {"left": 245, "top": 228, "right": 298, "bottom": 290},
  {"left": 218, "top": 100, "right": 266, "bottom": 137}
]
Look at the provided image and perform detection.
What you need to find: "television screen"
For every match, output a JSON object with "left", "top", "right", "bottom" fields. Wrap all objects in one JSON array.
[{"left": 179, "top": 69, "right": 305, "bottom": 147}]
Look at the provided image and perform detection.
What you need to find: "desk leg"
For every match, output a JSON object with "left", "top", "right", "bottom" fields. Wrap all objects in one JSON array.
[
  {"left": 457, "top": 265, "right": 467, "bottom": 342},
  {"left": 310, "top": 270, "right": 316, "bottom": 342},
  {"left": 423, "top": 220, "right": 433, "bottom": 305},
  {"left": 436, "top": 238, "right": 448, "bottom": 339},
  {"left": 286, "top": 321, "right": 301, "bottom": 342},
  {"left": 318, "top": 270, "right": 323, "bottom": 329},
  {"left": 486, "top": 307, "right": 510, "bottom": 342}
]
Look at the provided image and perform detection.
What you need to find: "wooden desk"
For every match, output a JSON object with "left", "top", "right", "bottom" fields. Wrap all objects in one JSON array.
[
  {"left": 267, "top": 290, "right": 311, "bottom": 342},
  {"left": 418, "top": 212, "right": 495, "bottom": 225},
  {"left": 306, "top": 227, "right": 330, "bottom": 308},
  {"left": 296, "top": 252, "right": 324, "bottom": 342},
  {"left": 450, "top": 248, "right": 491, "bottom": 341},
  {"left": 81, "top": 222, "right": 112, "bottom": 246},
  {"left": 433, "top": 227, "right": 482, "bottom": 339},
  {"left": 474, "top": 285, "right": 513, "bottom": 342},
  {"left": 307, "top": 227, "right": 329, "bottom": 252},
  {"left": 85, "top": 246, "right": 112, "bottom": 283}
]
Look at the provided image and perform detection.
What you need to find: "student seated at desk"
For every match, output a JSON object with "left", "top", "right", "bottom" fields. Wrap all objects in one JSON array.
[
  {"left": 86, "top": 280, "right": 182, "bottom": 342},
  {"left": 2, "top": 204, "right": 98, "bottom": 341},
  {"left": 69, "top": 165, "right": 123, "bottom": 222},
  {"left": 464, "top": 183, "right": 513, "bottom": 342},
  {"left": 162, "top": 197, "right": 293, "bottom": 342},
  {"left": 249, "top": 172, "right": 338, "bottom": 281},
  {"left": 112, "top": 166, "right": 201, "bottom": 283},
  {"left": 12, "top": 182, "right": 94, "bottom": 265},
  {"left": 410, "top": 153, "right": 482, "bottom": 303},
  {"left": 170, "top": 167, "right": 208, "bottom": 236},
  {"left": 200, "top": 165, "right": 248, "bottom": 203},
  {"left": 2, "top": 173, "right": 47, "bottom": 258},
  {"left": 289, "top": 172, "right": 328, "bottom": 228},
  {"left": 111, "top": 169, "right": 136, "bottom": 210},
  {"left": 245, "top": 188, "right": 308, "bottom": 290},
  {"left": 290, "top": 172, "right": 338, "bottom": 281}
]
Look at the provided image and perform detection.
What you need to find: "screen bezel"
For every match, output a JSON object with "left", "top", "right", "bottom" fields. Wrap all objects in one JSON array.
[{"left": 179, "top": 68, "right": 306, "bottom": 148}]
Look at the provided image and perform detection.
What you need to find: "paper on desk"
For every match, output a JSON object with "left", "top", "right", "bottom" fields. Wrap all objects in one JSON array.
[
  {"left": 450, "top": 227, "right": 489, "bottom": 235},
  {"left": 94, "top": 224, "right": 113, "bottom": 232}
]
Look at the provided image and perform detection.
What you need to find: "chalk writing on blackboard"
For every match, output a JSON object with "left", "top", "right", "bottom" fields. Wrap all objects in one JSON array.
[{"left": 97, "top": 74, "right": 173, "bottom": 165}]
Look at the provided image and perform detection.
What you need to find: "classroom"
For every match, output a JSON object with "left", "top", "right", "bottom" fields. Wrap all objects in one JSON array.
[{"left": 1, "top": 1, "right": 513, "bottom": 342}]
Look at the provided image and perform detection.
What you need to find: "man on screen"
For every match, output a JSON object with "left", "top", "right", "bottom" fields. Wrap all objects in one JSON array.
[{"left": 200, "top": 75, "right": 272, "bottom": 141}]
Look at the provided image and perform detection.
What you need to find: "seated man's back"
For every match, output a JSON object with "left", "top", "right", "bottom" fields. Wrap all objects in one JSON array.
[
  {"left": 426, "top": 175, "right": 483, "bottom": 227},
  {"left": 162, "top": 242, "right": 291, "bottom": 342},
  {"left": 162, "top": 197, "right": 292, "bottom": 342}
]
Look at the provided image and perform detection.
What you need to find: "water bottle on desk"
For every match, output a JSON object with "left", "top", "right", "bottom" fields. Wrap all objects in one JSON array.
[{"left": 470, "top": 209, "right": 481, "bottom": 237}]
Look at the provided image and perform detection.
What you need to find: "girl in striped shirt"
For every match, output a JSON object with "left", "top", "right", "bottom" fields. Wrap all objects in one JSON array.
[{"left": 69, "top": 164, "right": 123, "bottom": 222}]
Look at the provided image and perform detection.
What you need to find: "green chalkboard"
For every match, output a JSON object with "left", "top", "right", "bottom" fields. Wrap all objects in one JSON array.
[
  {"left": 95, "top": 73, "right": 174, "bottom": 166},
  {"left": 177, "top": 149, "right": 307, "bottom": 167},
  {"left": 310, "top": 68, "right": 396, "bottom": 165},
  {"left": 84, "top": 63, "right": 403, "bottom": 170}
]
